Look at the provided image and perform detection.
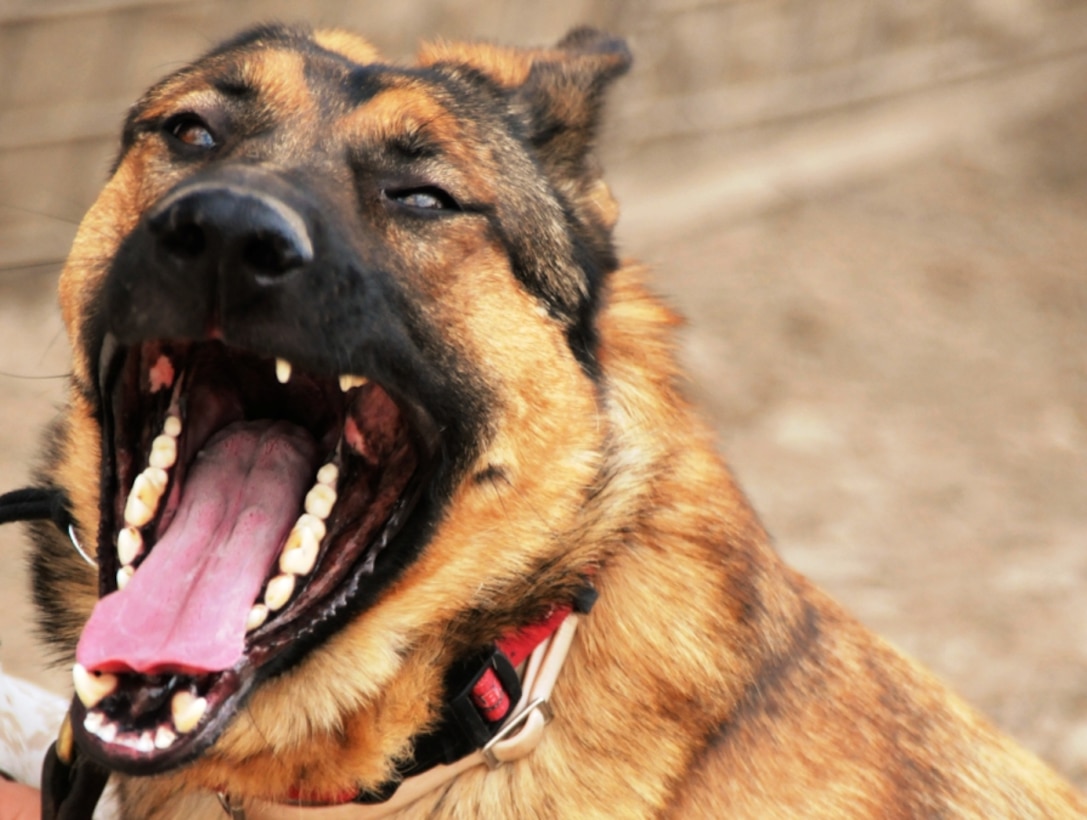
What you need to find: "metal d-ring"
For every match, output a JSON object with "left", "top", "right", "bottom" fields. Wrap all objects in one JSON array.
[{"left": 68, "top": 523, "right": 98, "bottom": 568}]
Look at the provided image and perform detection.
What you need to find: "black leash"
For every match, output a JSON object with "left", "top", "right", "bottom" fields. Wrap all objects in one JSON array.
[
  {"left": 0, "top": 486, "right": 110, "bottom": 819},
  {"left": 41, "top": 713, "right": 110, "bottom": 820},
  {"left": 0, "top": 487, "right": 71, "bottom": 531}
]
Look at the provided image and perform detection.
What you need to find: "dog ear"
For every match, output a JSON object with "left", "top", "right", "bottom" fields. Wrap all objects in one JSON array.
[
  {"left": 513, "top": 29, "right": 631, "bottom": 180},
  {"left": 419, "top": 27, "right": 631, "bottom": 187},
  {"left": 418, "top": 30, "right": 630, "bottom": 330}
]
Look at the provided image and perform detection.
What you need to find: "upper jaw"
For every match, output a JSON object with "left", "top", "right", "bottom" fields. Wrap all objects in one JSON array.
[{"left": 71, "top": 333, "right": 440, "bottom": 774}]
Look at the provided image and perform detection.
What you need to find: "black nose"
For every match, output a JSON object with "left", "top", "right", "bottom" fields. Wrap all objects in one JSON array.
[{"left": 147, "top": 181, "right": 314, "bottom": 282}]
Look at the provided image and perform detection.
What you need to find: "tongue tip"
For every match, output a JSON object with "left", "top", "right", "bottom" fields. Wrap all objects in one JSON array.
[
  {"left": 76, "top": 640, "right": 240, "bottom": 677},
  {"left": 76, "top": 590, "right": 244, "bottom": 676}
]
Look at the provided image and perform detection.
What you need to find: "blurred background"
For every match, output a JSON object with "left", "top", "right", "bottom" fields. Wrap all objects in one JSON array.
[{"left": 0, "top": 0, "right": 1085, "bottom": 788}]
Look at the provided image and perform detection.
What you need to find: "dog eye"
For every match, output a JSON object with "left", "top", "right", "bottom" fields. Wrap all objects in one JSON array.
[
  {"left": 385, "top": 187, "right": 460, "bottom": 212},
  {"left": 164, "top": 115, "right": 217, "bottom": 150}
]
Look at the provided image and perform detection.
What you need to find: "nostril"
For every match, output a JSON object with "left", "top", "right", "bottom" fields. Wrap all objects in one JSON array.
[
  {"left": 148, "top": 200, "right": 206, "bottom": 260},
  {"left": 243, "top": 230, "right": 309, "bottom": 280},
  {"left": 160, "top": 222, "right": 206, "bottom": 260}
]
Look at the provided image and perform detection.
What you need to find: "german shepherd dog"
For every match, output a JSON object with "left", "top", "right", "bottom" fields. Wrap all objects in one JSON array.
[{"left": 9, "top": 23, "right": 1084, "bottom": 818}]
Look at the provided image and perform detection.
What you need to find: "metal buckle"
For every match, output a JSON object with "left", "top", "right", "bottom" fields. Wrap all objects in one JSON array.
[{"left": 481, "top": 697, "right": 554, "bottom": 769}]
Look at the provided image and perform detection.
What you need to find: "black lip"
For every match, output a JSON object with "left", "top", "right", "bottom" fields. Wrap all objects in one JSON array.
[{"left": 75, "top": 334, "right": 442, "bottom": 774}]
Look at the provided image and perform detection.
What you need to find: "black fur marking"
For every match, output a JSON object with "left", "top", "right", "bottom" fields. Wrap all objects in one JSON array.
[
  {"left": 344, "top": 66, "right": 388, "bottom": 108},
  {"left": 701, "top": 596, "right": 823, "bottom": 753},
  {"left": 203, "top": 23, "right": 311, "bottom": 60}
]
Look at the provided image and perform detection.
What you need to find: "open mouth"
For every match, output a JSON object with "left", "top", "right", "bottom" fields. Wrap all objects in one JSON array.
[{"left": 70, "top": 337, "right": 432, "bottom": 773}]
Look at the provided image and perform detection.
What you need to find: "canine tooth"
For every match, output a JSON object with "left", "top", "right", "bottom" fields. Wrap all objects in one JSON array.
[
  {"left": 246, "top": 604, "right": 268, "bottom": 632},
  {"left": 116, "top": 565, "right": 135, "bottom": 591},
  {"left": 264, "top": 574, "right": 296, "bottom": 611},
  {"left": 275, "top": 358, "right": 292, "bottom": 384},
  {"left": 280, "top": 527, "right": 320, "bottom": 576},
  {"left": 117, "top": 526, "right": 143, "bottom": 566},
  {"left": 136, "top": 732, "right": 155, "bottom": 754},
  {"left": 154, "top": 726, "right": 177, "bottom": 749},
  {"left": 316, "top": 462, "right": 339, "bottom": 487},
  {"left": 339, "top": 374, "right": 368, "bottom": 392},
  {"left": 304, "top": 484, "right": 336, "bottom": 520},
  {"left": 171, "top": 691, "right": 207, "bottom": 734},
  {"left": 163, "top": 415, "right": 182, "bottom": 438},
  {"left": 149, "top": 434, "right": 178, "bottom": 469},
  {"left": 73, "top": 664, "right": 118, "bottom": 709}
]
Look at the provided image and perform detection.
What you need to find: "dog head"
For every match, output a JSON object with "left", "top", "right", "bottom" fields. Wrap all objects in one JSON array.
[{"left": 35, "top": 24, "right": 631, "bottom": 801}]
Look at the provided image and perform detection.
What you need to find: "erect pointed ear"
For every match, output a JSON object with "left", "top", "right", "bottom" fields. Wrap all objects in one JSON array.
[
  {"left": 419, "top": 28, "right": 631, "bottom": 220},
  {"left": 512, "top": 28, "right": 632, "bottom": 175}
]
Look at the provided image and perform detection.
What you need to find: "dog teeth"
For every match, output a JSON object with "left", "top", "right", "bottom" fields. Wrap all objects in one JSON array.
[
  {"left": 116, "top": 565, "right": 135, "bottom": 591},
  {"left": 83, "top": 710, "right": 105, "bottom": 734},
  {"left": 143, "top": 466, "right": 169, "bottom": 494},
  {"left": 304, "top": 483, "right": 336, "bottom": 520},
  {"left": 171, "top": 691, "right": 207, "bottom": 734},
  {"left": 295, "top": 513, "right": 327, "bottom": 543},
  {"left": 163, "top": 415, "right": 182, "bottom": 438},
  {"left": 95, "top": 721, "right": 118, "bottom": 744},
  {"left": 246, "top": 603, "right": 269, "bottom": 632},
  {"left": 316, "top": 462, "right": 339, "bottom": 487},
  {"left": 264, "top": 574, "right": 295, "bottom": 611},
  {"left": 83, "top": 710, "right": 180, "bottom": 752},
  {"left": 275, "top": 358, "right": 292, "bottom": 384},
  {"left": 123, "top": 495, "right": 155, "bottom": 528},
  {"left": 72, "top": 664, "right": 118, "bottom": 709},
  {"left": 339, "top": 374, "right": 368, "bottom": 392},
  {"left": 124, "top": 466, "right": 169, "bottom": 528},
  {"left": 117, "top": 526, "right": 143, "bottom": 566},
  {"left": 149, "top": 434, "right": 178, "bottom": 469},
  {"left": 280, "top": 526, "right": 320, "bottom": 576},
  {"left": 154, "top": 726, "right": 177, "bottom": 750}
]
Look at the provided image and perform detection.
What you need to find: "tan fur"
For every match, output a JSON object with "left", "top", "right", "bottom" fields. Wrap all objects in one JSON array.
[
  {"left": 313, "top": 29, "right": 381, "bottom": 66},
  {"left": 37, "top": 27, "right": 1085, "bottom": 819}
]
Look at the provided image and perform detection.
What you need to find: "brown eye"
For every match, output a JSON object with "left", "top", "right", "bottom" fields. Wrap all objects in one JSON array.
[{"left": 165, "top": 115, "right": 216, "bottom": 150}]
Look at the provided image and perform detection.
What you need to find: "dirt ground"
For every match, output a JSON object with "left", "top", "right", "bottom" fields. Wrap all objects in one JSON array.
[{"left": 0, "top": 54, "right": 1085, "bottom": 795}]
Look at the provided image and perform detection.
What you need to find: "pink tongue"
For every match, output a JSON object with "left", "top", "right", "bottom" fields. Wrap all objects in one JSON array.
[{"left": 76, "top": 420, "right": 318, "bottom": 675}]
